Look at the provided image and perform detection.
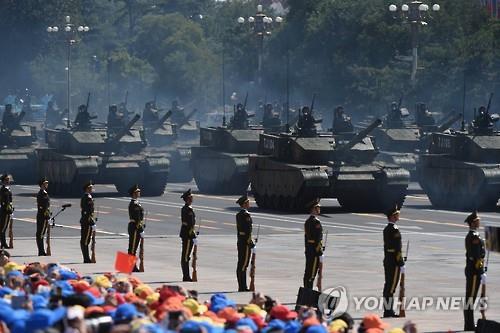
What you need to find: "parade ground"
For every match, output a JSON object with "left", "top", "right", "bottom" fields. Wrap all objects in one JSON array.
[{"left": 8, "top": 181, "right": 500, "bottom": 332}]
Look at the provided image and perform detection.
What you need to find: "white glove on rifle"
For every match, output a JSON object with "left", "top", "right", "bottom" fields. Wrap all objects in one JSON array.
[
  {"left": 400, "top": 266, "right": 406, "bottom": 274},
  {"left": 91, "top": 225, "right": 96, "bottom": 232},
  {"left": 481, "top": 273, "right": 487, "bottom": 285},
  {"left": 251, "top": 247, "right": 256, "bottom": 254},
  {"left": 319, "top": 255, "right": 324, "bottom": 263},
  {"left": 140, "top": 232, "right": 145, "bottom": 239},
  {"left": 193, "top": 239, "right": 198, "bottom": 245}
]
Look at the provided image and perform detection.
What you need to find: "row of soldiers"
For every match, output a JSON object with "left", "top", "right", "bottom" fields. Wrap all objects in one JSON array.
[{"left": 0, "top": 174, "right": 486, "bottom": 331}]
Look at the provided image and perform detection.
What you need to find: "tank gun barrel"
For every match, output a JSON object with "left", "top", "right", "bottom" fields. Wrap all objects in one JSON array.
[
  {"left": 340, "top": 119, "right": 381, "bottom": 151},
  {"left": 107, "top": 114, "right": 140, "bottom": 143},
  {"left": 151, "top": 110, "right": 172, "bottom": 132},
  {"left": 437, "top": 112, "right": 462, "bottom": 132},
  {"left": 177, "top": 108, "right": 198, "bottom": 128}
]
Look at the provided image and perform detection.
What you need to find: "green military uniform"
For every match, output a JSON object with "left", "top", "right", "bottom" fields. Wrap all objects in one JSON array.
[
  {"left": 463, "top": 211, "right": 485, "bottom": 331},
  {"left": 128, "top": 185, "right": 144, "bottom": 273},
  {"left": 236, "top": 195, "right": 254, "bottom": 291},
  {"left": 0, "top": 175, "right": 13, "bottom": 249},
  {"left": 180, "top": 189, "right": 196, "bottom": 281},
  {"left": 80, "top": 181, "right": 95, "bottom": 263},
  {"left": 383, "top": 207, "right": 405, "bottom": 318},
  {"left": 36, "top": 178, "right": 50, "bottom": 256},
  {"left": 303, "top": 199, "right": 323, "bottom": 289}
]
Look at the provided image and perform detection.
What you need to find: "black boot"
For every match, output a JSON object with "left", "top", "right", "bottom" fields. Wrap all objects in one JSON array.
[
  {"left": 181, "top": 261, "right": 191, "bottom": 281},
  {"left": 36, "top": 238, "right": 46, "bottom": 256},
  {"left": 81, "top": 244, "right": 91, "bottom": 263},
  {"left": 463, "top": 310, "right": 475, "bottom": 331},
  {"left": 238, "top": 271, "right": 249, "bottom": 292}
]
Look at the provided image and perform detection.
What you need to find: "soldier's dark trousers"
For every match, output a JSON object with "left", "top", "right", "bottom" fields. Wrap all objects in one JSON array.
[
  {"left": 0, "top": 212, "right": 12, "bottom": 248},
  {"left": 36, "top": 215, "right": 48, "bottom": 256},
  {"left": 383, "top": 262, "right": 400, "bottom": 317},
  {"left": 236, "top": 241, "right": 251, "bottom": 291},
  {"left": 80, "top": 222, "right": 92, "bottom": 263},
  {"left": 127, "top": 222, "right": 141, "bottom": 256},
  {"left": 464, "top": 270, "right": 481, "bottom": 331},
  {"left": 181, "top": 238, "right": 194, "bottom": 281},
  {"left": 303, "top": 249, "right": 320, "bottom": 289}
]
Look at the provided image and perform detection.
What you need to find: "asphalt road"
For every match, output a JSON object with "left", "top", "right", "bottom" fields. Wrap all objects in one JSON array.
[{"left": 9, "top": 181, "right": 500, "bottom": 241}]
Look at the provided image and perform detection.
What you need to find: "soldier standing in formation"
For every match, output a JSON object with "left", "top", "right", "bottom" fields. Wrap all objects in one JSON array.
[
  {"left": 180, "top": 189, "right": 197, "bottom": 281},
  {"left": 74, "top": 104, "right": 96, "bottom": 130},
  {"left": 236, "top": 195, "right": 254, "bottom": 292},
  {"left": 36, "top": 177, "right": 50, "bottom": 256},
  {"left": 303, "top": 199, "right": 323, "bottom": 289},
  {"left": 463, "top": 211, "right": 486, "bottom": 331},
  {"left": 80, "top": 181, "right": 95, "bottom": 263},
  {"left": 142, "top": 101, "right": 160, "bottom": 124},
  {"left": 107, "top": 104, "right": 126, "bottom": 133},
  {"left": 128, "top": 184, "right": 144, "bottom": 272},
  {"left": 382, "top": 206, "right": 405, "bottom": 318},
  {"left": 0, "top": 174, "right": 13, "bottom": 249}
]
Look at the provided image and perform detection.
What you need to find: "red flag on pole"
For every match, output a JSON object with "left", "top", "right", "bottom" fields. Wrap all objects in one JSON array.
[{"left": 114, "top": 251, "right": 137, "bottom": 274}]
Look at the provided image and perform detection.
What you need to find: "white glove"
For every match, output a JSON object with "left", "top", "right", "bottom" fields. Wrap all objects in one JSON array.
[
  {"left": 140, "top": 232, "right": 145, "bottom": 239},
  {"left": 193, "top": 239, "right": 198, "bottom": 245},
  {"left": 319, "top": 255, "right": 324, "bottom": 263},
  {"left": 91, "top": 225, "right": 96, "bottom": 232},
  {"left": 251, "top": 247, "right": 256, "bottom": 254},
  {"left": 400, "top": 266, "right": 406, "bottom": 274},
  {"left": 481, "top": 273, "right": 487, "bottom": 285}
]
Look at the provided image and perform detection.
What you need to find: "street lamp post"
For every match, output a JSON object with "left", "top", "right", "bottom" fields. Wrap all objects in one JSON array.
[
  {"left": 238, "top": 5, "right": 282, "bottom": 85},
  {"left": 389, "top": 1, "right": 440, "bottom": 83},
  {"left": 47, "top": 15, "right": 90, "bottom": 127}
]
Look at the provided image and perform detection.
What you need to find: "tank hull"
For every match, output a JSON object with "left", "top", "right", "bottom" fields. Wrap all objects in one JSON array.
[
  {"left": 37, "top": 148, "right": 169, "bottom": 197},
  {"left": 0, "top": 147, "right": 38, "bottom": 184},
  {"left": 418, "top": 154, "right": 500, "bottom": 210},
  {"left": 249, "top": 156, "right": 409, "bottom": 212},
  {"left": 191, "top": 146, "right": 250, "bottom": 194},
  {"left": 376, "top": 151, "right": 418, "bottom": 180}
]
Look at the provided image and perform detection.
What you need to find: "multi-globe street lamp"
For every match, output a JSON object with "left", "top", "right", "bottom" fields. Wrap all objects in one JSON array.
[
  {"left": 237, "top": 4, "right": 283, "bottom": 84},
  {"left": 47, "top": 15, "right": 90, "bottom": 127},
  {"left": 389, "top": 1, "right": 440, "bottom": 83}
]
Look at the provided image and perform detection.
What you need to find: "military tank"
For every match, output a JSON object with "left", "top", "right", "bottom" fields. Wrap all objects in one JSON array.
[
  {"left": 0, "top": 110, "right": 39, "bottom": 184},
  {"left": 38, "top": 114, "right": 169, "bottom": 196},
  {"left": 417, "top": 106, "right": 500, "bottom": 210},
  {"left": 249, "top": 117, "right": 410, "bottom": 212},
  {"left": 191, "top": 102, "right": 263, "bottom": 194},
  {"left": 143, "top": 106, "right": 199, "bottom": 182}
]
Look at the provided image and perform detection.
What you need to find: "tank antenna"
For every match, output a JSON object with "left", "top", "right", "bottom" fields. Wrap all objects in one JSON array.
[{"left": 461, "top": 73, "right": 466, "bottom": 131}]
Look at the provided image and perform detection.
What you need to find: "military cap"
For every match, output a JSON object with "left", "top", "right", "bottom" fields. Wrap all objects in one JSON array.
[
  {"left": 82, "top": 180, "right": 94, "bottom": 191},
  {"left": 385, "top": 205, "right": 400, "bottom": 218},
  {"left": 0, "top": 173, "right": 10, "bottom": 182},
  {"left": 307, "top": 198, "right": 321, "bottom": 211},
  {"left": 128, "top": 184, "right": 140, "bottom": 196},
  {"left": 181, "top": 189, "right": 192, "bottom": 200},
  {"left": 38, "top": 177, "right": 49, "bottom": 186},
  {"left": 236, "top": 195, "right": 249, "bottom": 206},
  {"left": 465, "top": 211, "right": 480, "bottom": 225}
]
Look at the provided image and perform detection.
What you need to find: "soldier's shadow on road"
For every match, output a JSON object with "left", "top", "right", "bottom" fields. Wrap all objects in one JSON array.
[{"left": 404, "top": 203, "right": 500, "bottom": 213}]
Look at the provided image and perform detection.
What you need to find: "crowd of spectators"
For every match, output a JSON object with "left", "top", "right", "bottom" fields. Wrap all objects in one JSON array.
[{"left": 0, "top": 250, "right": 420, "bottom": 333}]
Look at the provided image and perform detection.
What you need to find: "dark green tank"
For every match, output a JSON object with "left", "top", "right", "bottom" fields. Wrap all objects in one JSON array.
[
  {"left": 191, "top": 126, "right": 263, "bottom": 194},
  {"left": 38, "top": 114, "right": 169, "bottom": 196},
  {"left": 417, "top": 108, "right": 500, "bottom": 210},
  {"left": 249, "top": 119, "right": 410, "bottom": 211},
  {"left": 0, "top": 110, "right": 39, "bottom": 184},
  {"left": 144, "top": 108, "right": 199, "bottom": 182}
]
